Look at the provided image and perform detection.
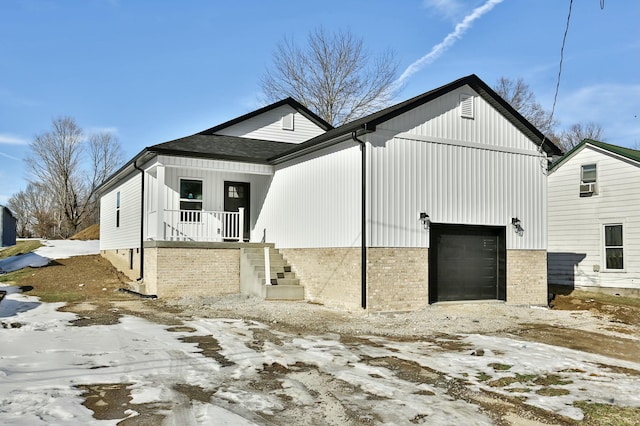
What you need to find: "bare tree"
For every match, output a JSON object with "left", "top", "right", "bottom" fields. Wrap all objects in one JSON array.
[
  {"left": 8, "top": 182, "right": 57, "bottom": 238},
  {"left": 7, "top": 190, "right": 32, "bottom": 238},
  {"left": 558, "top": 121, "right": 605, "bottom": 151},
  {"left": 261, "top": 28, "right": 399, "bottom": 126},
  {"left": 493, "top": 77, "right": 558, "bottom": 138},
  {"left": 25, "top": 117, "right": 123, "bottom": 237}
]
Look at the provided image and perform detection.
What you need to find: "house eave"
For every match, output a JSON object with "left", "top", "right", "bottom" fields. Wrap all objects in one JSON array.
[
  {"left": 148, "top": 147, "right": 273, "bottom": 166},
  {"left": 95, "top": 149, "right": 156, "bottom": 196}
]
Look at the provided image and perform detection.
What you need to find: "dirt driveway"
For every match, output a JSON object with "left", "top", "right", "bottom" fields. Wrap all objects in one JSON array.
[{"left": 2, "top": 254, "right": 640, "bottom": 425}]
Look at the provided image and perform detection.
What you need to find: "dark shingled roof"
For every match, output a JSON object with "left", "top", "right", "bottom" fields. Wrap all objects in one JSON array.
[{"left": 148, "top": 134, "right": 298, "bottom": 164}]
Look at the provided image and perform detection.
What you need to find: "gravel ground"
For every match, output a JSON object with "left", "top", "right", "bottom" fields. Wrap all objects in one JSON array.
[{"left": 162, "top": 294, "right": 633, "bottom": 340}]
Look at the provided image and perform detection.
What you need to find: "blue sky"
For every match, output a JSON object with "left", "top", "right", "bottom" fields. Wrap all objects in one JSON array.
[{"left": 1, "top": 0, "right": 638, "bottom": 204}]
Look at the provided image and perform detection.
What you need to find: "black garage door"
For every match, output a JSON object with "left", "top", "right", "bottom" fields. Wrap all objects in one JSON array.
[{"left": 429, "top": 224, "right": 506, "bottom": 303}]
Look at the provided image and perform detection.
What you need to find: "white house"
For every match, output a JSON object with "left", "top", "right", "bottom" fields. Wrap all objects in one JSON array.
[
  {"left": 548, "top": 139, "right": 640, "bottom": 296},
  {"left": 98, "top": 74, "right": 562, "bottom": 311}
]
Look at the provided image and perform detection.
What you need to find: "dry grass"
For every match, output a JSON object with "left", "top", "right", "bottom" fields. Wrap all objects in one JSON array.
[
  {"left": 18, "top": 255, "right": 130, "bottom": 303},
  {"left": 571, "top": 290, "right": 640, "bottom": 309},
  {"left": 0, "top": 240, "right": 43, "bottom": 260},
  {"left": 70, "top": 224, "right": 100, "bottom": 240}
]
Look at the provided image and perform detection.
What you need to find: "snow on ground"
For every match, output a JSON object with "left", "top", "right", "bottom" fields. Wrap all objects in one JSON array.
[
  {"left": 1, "top": 289, "right": 640, "bottom": 425},
  {"left": 0, "top": 240, "right": 99, "bottom": 273},
  {"left": 32, "top": 239, "right": 100, "bottom": 259}
]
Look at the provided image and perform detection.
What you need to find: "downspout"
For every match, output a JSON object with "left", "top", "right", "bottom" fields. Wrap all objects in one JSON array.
[
  {"left": 351, "top": 131, "right": 367, "bottom": 309},
  {"left": 133, "top": 160, "right": 144, "bottom": 281}
]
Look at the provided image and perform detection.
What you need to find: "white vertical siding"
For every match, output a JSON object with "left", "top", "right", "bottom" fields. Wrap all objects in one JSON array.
[
  {"left": 254, "top": 141, "right": 362, "bottom": 248},
  {"left": 369, "top": 84, "right": 547, "bottom": 250},
  {"left": 217, "top": 105, "right": 325, "bottom": 143},
  {"left": 368, "top": 135, "right": 547, "bottom": 249},
  {"left": 159, "top": 155, "right": 273, "bottom": 175},
  {"left": 162, "top": 168, "right": 268, "bottom": 213},
  {"left": 548, "top": 146, "right": 640, "bottom": 289},
  {"left": 255, "top": 85, "right": 548, "bottom": 250},
  {"left": 379, "top": 85, "right": 539, "bottom": 152},
  {"left": 99, "top": 171, "right": 142, "bottom": 250}
]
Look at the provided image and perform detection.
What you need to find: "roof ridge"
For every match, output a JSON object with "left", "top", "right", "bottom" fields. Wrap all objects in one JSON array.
[
  {"left": 197, "top": 98, "right": 332, "bottom": 135},
  {"left": 584, "top": 139, "right": 640, "bottom": 163}
]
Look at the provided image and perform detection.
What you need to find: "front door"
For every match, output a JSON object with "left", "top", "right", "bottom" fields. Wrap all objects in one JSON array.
[{"left": 224, "top": 181, "right": 250, "bottom": 240}]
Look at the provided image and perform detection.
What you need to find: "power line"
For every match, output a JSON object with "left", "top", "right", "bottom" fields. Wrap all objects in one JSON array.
[{"left": 549, "top": 0, "right": 574, "bottom": 128}]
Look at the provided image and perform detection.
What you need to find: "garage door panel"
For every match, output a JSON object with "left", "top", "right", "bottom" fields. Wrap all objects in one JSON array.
[{"left": 429, "top": 224, "right": 506, "bottom": 303}]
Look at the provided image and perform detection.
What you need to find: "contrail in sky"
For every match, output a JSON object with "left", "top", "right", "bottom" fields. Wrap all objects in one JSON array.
[
  {"left": 0, "top": 152, "right": 20, "bottom": 161},
  {"left": 395, "top": 0, "right": 505, "bottom": 86}
]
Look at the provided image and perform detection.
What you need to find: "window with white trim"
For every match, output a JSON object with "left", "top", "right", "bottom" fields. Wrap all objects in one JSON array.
[
  {"left": 604, "top": 224, "right": 623, "bottom": 270},
  {"left": 179, "top": 178, "right": 203, "bottom": 222},
  {"left": 580, "top": 163, "right": 597, "bottom": 196}
]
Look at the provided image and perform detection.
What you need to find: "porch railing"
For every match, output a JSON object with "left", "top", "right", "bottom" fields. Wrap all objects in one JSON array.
[{"left": 161, "top": 208, "right": 244, "bottom": 242}]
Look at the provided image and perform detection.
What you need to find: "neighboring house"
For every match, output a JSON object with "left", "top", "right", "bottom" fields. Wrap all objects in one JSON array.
[
  {"left": 1, "top": 205, "right": 17, "bottom": 247},
  {"left": 97, "top": 74, "right": 562, "bottom": 312},
  {"left": 548, "top": 139, "right": 640, "bottom": 296}
]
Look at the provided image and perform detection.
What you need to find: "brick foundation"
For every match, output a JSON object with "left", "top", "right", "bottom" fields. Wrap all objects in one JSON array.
[
  {"left": 103, "top": 242, "right": 548, "bottom": 309},
  {"left": 284, "top": 247, "right": 546, "bottom": 310},
  {"left": 142, "top": 241, "right": 242, "bottom": 298},
  {"left": 506, "top": 249, "right": 548, "bottom": 306},
  {"left": 280, "top": 247, "right": 362, "bottom": 310},
  {"left": 366, "top": 248, "right": 429, "bottom": 312},
  {"left": 281, "top": 247, "right": 429, "bottom": 312}
]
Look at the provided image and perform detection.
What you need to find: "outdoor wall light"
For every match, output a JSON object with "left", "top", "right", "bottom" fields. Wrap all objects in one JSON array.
[
  {"left": 511, "top": 217, "right": 523, "bottom": 236},
  {"left": 419, "top": 212, "right": 430, "bottom": 230}
]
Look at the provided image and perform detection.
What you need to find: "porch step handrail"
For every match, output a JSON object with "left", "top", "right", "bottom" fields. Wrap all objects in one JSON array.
[{"left": 162, "top": 208, "right": 244, "bottom": 242}]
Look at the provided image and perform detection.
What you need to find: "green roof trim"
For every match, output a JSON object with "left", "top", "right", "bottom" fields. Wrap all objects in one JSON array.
[
  {"left": 549, "top": 139, "right": 640, "bottom": 171},
  {"left": 585, "top": 139, "right": 640, "bottom": 162}
]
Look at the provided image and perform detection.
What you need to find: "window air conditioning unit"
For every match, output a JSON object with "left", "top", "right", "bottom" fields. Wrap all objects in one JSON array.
[{"left": 580, "top": 183, "right": 596, "bottom": 195}]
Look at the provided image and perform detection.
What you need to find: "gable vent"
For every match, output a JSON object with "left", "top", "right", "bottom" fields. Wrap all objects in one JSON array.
[
  {"left": 282, "top": 113, "right": 294, "bottom": 130},
  {"left": 460, "top": 94, "right": 474, "bottom": 119}
]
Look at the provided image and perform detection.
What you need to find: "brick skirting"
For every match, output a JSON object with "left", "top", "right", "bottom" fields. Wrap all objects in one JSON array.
[
  {"left": 506, "top": 249, "right": 548, "bottom": 306},
  {"left": 102, "top": 242, "right": 548, "bottom": 309}
]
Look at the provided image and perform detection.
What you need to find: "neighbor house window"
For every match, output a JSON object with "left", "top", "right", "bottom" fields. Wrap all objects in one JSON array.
[
  {"left": 580, "top": 163, "right": 597, "bottom": 196},
  {"left": 116, "top": 191, "right": 120, "bottom": 228},
  {"left": 179, "top": 179, "right": 203, "bottom": 222},
  {"left": 604, "top": 224, "right": 623, "bottom": 270},
  {"left": 581, "top": 164, "right": 597, "bottom": 184}
]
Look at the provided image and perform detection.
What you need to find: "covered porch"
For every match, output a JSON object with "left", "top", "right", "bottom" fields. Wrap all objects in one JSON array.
[{"left": 143, "top": 155, "right": 273, "bottom": 243}]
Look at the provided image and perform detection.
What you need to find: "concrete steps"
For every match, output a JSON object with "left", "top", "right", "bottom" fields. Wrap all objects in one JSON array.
[{"left": 240, "top": 246, "right": 304, "bottom": 300}]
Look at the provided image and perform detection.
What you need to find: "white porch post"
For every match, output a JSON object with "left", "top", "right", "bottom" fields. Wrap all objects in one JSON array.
[
  {"left": 264, "top": 246, "right": 271, "bottom": 285},
  {"left": 155, "top": 164, "right": 165, "bottom": 240},
  {"left": 237, "top": 207, "right": 244, "bottom": 242}
]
